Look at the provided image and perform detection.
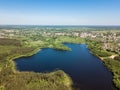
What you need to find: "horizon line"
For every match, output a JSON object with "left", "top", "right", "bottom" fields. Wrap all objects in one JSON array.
[{"left": 0, "top": 24, "right": 120, "bottom": 26}]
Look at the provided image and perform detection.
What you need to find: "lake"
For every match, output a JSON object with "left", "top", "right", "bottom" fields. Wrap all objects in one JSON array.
[{"left": 15, "top": 44, "right": 114, "bottom": 90}]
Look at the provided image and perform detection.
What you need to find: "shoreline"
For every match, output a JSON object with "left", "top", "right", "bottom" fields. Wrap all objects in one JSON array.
[
  {"left": 86, "top": 45, "right": 119, "bottom": 89},
  {"left": 9, "top": 43, "right": 118, "bottom": 90},
  {"left": 7, "top": 45, "right": 73, "bottom": 89}
]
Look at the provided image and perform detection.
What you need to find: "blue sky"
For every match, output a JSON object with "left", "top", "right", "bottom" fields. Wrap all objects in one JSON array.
[{"left": 0, "top": 0, "right": 120, "bottom": 25}]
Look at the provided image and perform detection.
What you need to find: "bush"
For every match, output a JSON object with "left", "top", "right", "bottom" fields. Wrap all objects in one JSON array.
[{"left": 114, "top": 56, "right": 120, "bottom": 62}]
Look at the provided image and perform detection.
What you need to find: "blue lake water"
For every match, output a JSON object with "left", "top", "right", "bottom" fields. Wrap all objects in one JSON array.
[{"left": 15, "top": 44, "right": 114, "bottom": 90}]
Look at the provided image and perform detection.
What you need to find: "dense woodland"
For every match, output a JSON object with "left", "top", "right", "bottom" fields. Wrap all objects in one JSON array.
[{"left": 0, "top": 26, "right": 120, "bottom": 90}]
